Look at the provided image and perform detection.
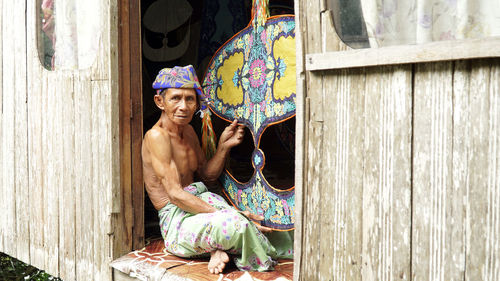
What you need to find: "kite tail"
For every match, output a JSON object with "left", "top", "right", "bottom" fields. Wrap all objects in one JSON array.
[
  {"left": 251, "top": 0, "right": 269, "bottom": 29},
  {"left": 201, "top": 108, "right": 217, "bottom": 160}
]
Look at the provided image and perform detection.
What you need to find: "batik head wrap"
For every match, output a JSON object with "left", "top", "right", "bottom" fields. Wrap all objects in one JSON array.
[
  {"left": 153, "top": 65, "right": 216, "bottom": 159},
  {"left": 152, "top": 65, "right": 206, "bottom": 109}
]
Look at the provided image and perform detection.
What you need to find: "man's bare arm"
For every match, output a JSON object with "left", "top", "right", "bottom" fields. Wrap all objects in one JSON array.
[
  {"left": 146, "top": 130, "right": 217, "bottom": 214},
  {"left": 192, "top": 119, "right": 245, "bottom": 182}
]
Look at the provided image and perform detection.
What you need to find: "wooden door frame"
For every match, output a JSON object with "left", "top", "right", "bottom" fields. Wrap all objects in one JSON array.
[{"left": 119, "top": 0, "right": 144, "bottom": 251}]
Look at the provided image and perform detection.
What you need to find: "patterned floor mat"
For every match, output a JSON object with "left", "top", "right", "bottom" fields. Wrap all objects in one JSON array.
[{"left": 111, "top": 238, "right": 293, "bottom": 281}]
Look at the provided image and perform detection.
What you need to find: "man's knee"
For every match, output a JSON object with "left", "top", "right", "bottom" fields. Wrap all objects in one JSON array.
[{"left": 210, "top": 209, "right": 250, "bottom": 235}]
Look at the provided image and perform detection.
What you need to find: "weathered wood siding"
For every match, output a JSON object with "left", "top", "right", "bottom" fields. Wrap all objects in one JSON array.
[
  {"left": 0, "top": 1, "right": 123, "bottom": 280},
  {"left": 295, "top": 1, "right": 500, "bottom": 280}
]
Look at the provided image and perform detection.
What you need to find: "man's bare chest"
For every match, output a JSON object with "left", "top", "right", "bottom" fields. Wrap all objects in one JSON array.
[{"left": 171, "top": 140, "right": 198, "bottom": 174}]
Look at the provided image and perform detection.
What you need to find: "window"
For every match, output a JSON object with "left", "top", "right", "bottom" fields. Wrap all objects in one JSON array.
[
  {"left": 37, "top": 0, "right": 102, "bottom": 70},
  {"left": 328, "top": 0, "right": 500, "bottom": 48}
]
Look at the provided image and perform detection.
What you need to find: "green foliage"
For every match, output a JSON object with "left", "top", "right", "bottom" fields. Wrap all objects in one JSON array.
[{"left": 0, "top": 252, "right": 62, "bottom": 281}]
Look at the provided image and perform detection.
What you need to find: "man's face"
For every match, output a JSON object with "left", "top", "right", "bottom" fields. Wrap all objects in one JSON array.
[{"left": 158, "top": 88, "right": 198, "bottom": 125}]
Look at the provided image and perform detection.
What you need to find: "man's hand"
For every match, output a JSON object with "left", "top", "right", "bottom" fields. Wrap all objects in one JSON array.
[
  {"left": 218, "top": 119, "right": 245, "bottom": 150},
  {"left": 239, "top": 210, "right": 273, "bottom": 233}
]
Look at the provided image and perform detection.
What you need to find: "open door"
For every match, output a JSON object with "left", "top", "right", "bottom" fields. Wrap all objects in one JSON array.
[{"left": 119, "top": 0, "right": 145, "bottom": 253}]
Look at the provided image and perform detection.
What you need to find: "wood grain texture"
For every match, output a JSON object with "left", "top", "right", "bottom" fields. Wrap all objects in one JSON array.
[
  {"left": 2, "top": 1, "right": 119, "bottom": 280},
  {"left": 116, "top": 0, "right": 134, "bottom": 260},
  {"left": 412, "top": 62, "right": 454, "bottom": 281},
  {"left": 59, "top": 72, "right": 76, "bottom": 281},
  {"left": 300, "top": 6, "right": 324, "bottom": 280},
  {"left": 75, "top": 74, "right": 95, "bottom": 281},
  {"left": 293, "top": 0, "right": 305, "bottom": 279},
  {"left": 447, "top": 60, "right": 470, "bottom": 281},
  {"left": 26, "top": 2, "right": 46, "bottom": 269},
  {"left": 1, "top": 0, "right": 17, "bottom": 258},
  {"left": 109, "top": 0, "right": 121, "bottom": 216},
  {"left": 92, "top": 80, "right": 104, "bottom": 280},
  {"left": 319, "top": 69, "right": 364, "bottom": 281},
  {"left": 13, "top": 0, "right": 30, "bottom": 265},
  {"left": 43, "top": 70, "right": 59, "bottom": 277},
  {"left": 297, "top": 1, "right": 500, "bottom": 279},
  {"left": 362, "top": 66, "right": 412, "bottom": 281},
  {"left": 305, "top": 0, "right": 321, "bottom": 55},
  {"left": 99, "top": 79, "right": 114, "bottom": 281},
  {"left": 302, "top": 119, "right": 323, "bottom": 281},
  {"left": 320, "top": 10, "right": 349, "bottom": 53},
  {"left": 0, "top": 0, "right": 4, "bottom": 254},
  {"left": 91, "top": 0, "right": 110, "bottom": 81},
  {"left": 304, "top": 0, "right": 323, "bottom": 124},
  {"left": 110, "top": 0, "right": 132, "bottom": 262},
  {"left": 305, "top": 37, "right": 500, "bottom": 71},
  {"left": 465, "top": 59, "right": 500, "bottom": 281},
  {"left": 128, "top": 0, "right": 145, "bottom": 251}
]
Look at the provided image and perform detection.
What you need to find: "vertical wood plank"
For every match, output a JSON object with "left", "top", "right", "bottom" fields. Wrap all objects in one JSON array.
[
  {"left": 305, "top": 0, "right": 322, "bottom": 55},
  {"left": 26, "top": 0, "right": 45, "bottom": 268},
  {"left": 109, "top": 0, "right": 121, "bottom": 213},
  {"left": 1, "top": 0, "right": 17, "bottom": 258},
  {"left": 110, "top": 0, "right": 132, "bottom": 261},
  {"left": 300, "top": 5, "right": 326, "bottom": 277},
  {"left": 303, "top": 0, "right": 323, "bottom": 123},
  {"left": 59, "top": 72, "right": 76, "bottom": 281},
  {"left": 44, "top": 71, "right": 59, "bottom": 276},
  {"left": 293, "top": 0, "right": 306, "bottom": 279},
  {"left": 115, "top": 0, "right": 134, "bottom": 259},
  {"left": 91, "top": 0, "right": 109, "bottom": 81},
  {"left": 130, "top": 0, "right": 145, "bottom": 250},
  {"left": 99, "top": 79, "right": 113, "bottom": 281},
  {"left": 412, "top": 62, "right": 454, "bottom": 281},
  {"left": 14, "top": 0, "right": 30, "bottom": 265},
  {"left": 0, "top": 0, "right": 4, "bottom": 253},
  {"left": 302, "top": 119, "right": 323, "bottom": 281},
  {"left": 465, "top": 59, "right": 500, "bottom": 281},
  {"left": 53, "top": 72, "right": 64, "bottom": 277},
  {"left": 92, "top": 80, "right": 104, "bottom": 280},
  {"left": 481, "top": 60, "right": 500, "bottom": 281},
  {"left": 362, "top": 66, "right": 412, "bottom": 281},
  {"left": 75, "top": 74, "right": 94, "bottom": 281},
  {"left": 318, "top": 68, "right": 365, "bottom": 281},
  {"left": 446, "top": 60, "right": 470, "bottom": 280}
]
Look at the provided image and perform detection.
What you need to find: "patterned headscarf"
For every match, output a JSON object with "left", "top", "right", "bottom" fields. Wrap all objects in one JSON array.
[
  {"left": 153, "top": 65, "right": 215, "bottom": 158},
  {"left": 152, "top": 65, "right": 207, "bottom": 111}
]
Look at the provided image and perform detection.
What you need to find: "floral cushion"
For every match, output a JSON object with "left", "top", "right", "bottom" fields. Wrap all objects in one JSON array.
[{"left": 110, "top": 238, "right": 293, "bottom": 281}]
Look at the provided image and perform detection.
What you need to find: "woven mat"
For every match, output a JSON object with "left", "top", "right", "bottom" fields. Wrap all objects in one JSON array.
[{"left": 111, "top": 238, "right": 293, "bottom": 281}]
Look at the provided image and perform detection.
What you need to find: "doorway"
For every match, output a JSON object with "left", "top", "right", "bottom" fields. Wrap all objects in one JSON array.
[{"left": 120, "top": 0, "right": 296, "bottom": 249}]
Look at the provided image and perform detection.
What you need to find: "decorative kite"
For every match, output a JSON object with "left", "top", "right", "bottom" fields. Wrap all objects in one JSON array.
[{"left": 202, "top": 0, "right": 296, "bottom": 230}]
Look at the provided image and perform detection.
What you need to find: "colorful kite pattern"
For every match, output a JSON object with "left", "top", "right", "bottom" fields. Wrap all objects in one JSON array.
[{"left": 202, "top": 3, "right": 296, "bottom": 230}]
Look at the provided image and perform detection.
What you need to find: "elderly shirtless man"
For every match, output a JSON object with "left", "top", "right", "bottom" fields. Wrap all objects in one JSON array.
[{"left": 141, "top": 66, "right": 289, "bottom": 274}]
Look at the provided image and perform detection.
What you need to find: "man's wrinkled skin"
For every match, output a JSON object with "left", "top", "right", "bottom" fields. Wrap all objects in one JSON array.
[{"left": 141, "top": 88, "right": 271, "bottom": 274}]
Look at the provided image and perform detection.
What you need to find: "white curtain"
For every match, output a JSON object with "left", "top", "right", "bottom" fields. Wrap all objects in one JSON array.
[
  {"left": 360, "top": 0, "right": 500, "bottom": 47},
  {"left": 46, "top": 0, "right": 101, "bottom": 69}
]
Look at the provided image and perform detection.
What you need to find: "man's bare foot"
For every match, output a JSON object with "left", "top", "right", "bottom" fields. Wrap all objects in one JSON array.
[{"left": 208, "top": 250, "right": 229, "bottom": 274}]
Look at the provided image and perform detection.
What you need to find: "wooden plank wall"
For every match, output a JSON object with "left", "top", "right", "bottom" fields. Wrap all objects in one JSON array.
[
  {"left": 0, "top": 1, "right": 124, "bottom": 280},
  {"left": 296, "top": 1, "right": 500, "bottom": 280},
  {"left": 0, "top": 0, "right": 29, "bottom": 262},
  {"left": 0, "top": 0, "right": 3, "bottom": 254}
]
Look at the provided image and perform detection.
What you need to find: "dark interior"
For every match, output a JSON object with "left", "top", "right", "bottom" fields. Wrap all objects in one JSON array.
[{"left": 141, "top": 0, "right": 295, "bottom": 238}]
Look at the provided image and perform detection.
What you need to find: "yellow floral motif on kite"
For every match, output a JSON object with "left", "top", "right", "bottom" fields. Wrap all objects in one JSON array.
[{"left": 202, "top": 16, "right": 296, "bottom": 138}]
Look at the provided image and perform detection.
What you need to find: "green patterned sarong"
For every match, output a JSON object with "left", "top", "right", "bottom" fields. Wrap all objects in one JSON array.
[{"left": 158, "top": 182, "right": 293, "bottom": 271}]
